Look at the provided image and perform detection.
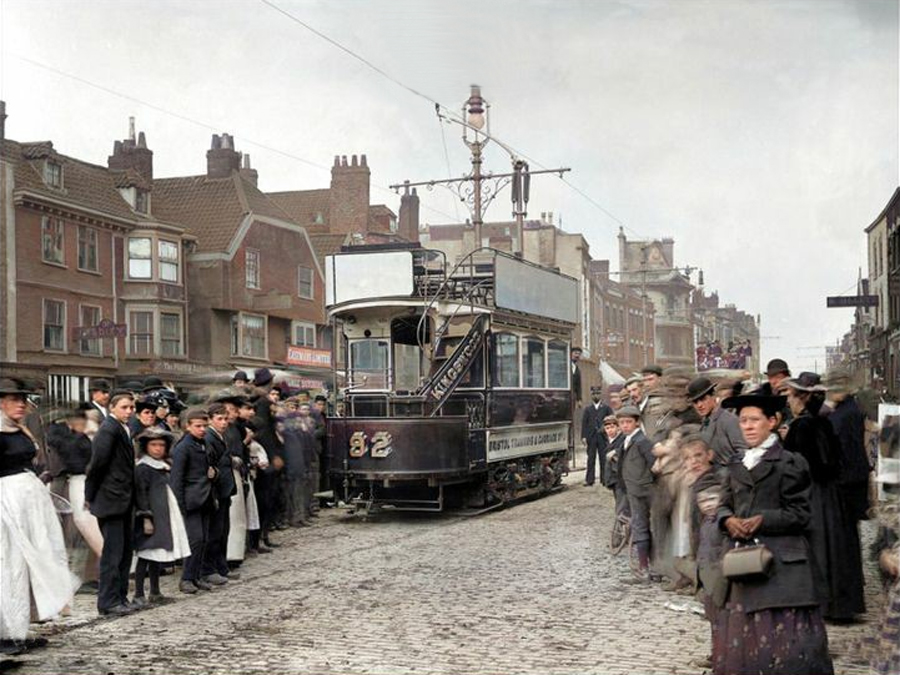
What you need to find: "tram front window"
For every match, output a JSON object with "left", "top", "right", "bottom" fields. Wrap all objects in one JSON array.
[{"left": 350, "top": 339, "right": 389, "bottom": 389}]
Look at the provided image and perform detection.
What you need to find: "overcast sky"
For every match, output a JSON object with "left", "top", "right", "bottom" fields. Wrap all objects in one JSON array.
[{"left": 1, "top": 0, "right": 897, "bottom": 373}]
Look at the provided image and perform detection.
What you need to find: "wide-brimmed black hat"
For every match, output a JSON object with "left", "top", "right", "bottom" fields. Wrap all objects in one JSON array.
[
  {"left": 721, "top": 393, "right": 786, "bottom": 417},
  {"left": 765, "top": 359, "right": 791, "bottom": 377},
  {"left": 641, "top": 364, "right": 663, "bottom": 376},
  {"left": 119, "top": 380, "right": 144, "bottom": 393},
  {"left": 134, "top": 398, "right": 158, "bottom": 413},
  {"left": 142, "top": 376, "right": 165, "bottom": 393},
  {"left": 781, "top": 371, "right": 826, "bottom": 393},
  {"left": 89, "top": 378, "right": 111, "bottom": 393},
  {"left": 687, "top": 376, "right": 716, "bottom": 402},
  {"left": 253, "top": 368, "right": 274, "bottom": 387},
  {"left": 135, "top": 427, "right": 175, "bottom": 451},
  {"left": 0, "top": 377, "right": 35, "bottom": 396}
]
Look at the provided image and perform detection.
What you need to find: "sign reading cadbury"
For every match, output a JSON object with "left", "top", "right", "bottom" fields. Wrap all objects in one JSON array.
[{"left": 286, "top": 346, "right": 332, "bottom": 368}]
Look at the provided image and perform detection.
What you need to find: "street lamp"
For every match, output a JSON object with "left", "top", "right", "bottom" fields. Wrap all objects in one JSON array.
[
  {"left": 463, "top": 85, "right": 489, "bottom": 248},
  {"left": 391, "top": 86, "right": 569, "bottom": 256}
]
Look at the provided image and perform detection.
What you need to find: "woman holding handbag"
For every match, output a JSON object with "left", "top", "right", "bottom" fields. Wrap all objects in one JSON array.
[{"left": 714, "top": 392, "right": 833, "bottom": 675}]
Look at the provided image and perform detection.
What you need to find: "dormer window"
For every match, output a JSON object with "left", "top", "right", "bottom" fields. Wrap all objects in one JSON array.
[
  {"left": 313, "top": 212, "right": 325, "bottom": 225},
  {"left": 135, "top": 189, "right": 150, "bottom": 214},
  {"left": 43, "top": 160, "right": 63, "bottom": 188}
]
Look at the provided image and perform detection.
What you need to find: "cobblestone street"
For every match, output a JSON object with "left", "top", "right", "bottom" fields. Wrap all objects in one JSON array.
[{"left": 7, "top": 464, "right": 885, "bottom": 675}]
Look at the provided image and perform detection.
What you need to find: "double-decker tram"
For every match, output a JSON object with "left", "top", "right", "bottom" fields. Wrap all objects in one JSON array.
[{"left": 325, "top": 244, "right": 578, "bottom": 513}]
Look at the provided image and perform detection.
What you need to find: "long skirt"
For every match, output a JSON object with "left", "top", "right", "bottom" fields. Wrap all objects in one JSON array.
[
  {"left": 137, "top": 486, "right": 191, "bottom": 563},
  {"left": 807, "top": 480, "right": 866, "bottom": 619},
  {"left": 245, "top": 476, "right": 260, "bottom": 532},
  {"left": 68, "top": 474, "right": 104, "bottom": 557},
  {"left": 0, "top": 472, "right": 80, "bottom": 640},
  {"left": 712, "top": 601, "right": 834, "bottom": 675},
  {"left": 226, "top": 470, "right": 248, "bottom": 562}
]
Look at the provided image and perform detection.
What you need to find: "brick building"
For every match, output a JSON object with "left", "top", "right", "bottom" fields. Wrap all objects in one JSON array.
[
  {"left": 152, "top": 134, "right": 328, "bottom": 389},
  {"left": 0, "top": 107, "right": 192, "bottom": 405},
  {"left": 866, "top": 187, "right": 900, "bottom": 397},
  {"left": 589, "top": 260, "right": 655, "bottom": 379}
]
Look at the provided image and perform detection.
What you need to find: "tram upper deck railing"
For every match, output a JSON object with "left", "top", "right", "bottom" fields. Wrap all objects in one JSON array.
[{"left": 325, "top": 245, "right": 578, "bottom": 325}]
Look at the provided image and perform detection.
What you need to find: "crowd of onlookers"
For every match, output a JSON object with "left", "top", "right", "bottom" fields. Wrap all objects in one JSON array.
[
  {"left": 580, "top": 358, "right": 899, "bottom": 675},
  {"left": 0, "top": 367, "right": 328, "bottom": 654},
  {"left": 694, "top": 339, "right": 753, "bottom": 371}
]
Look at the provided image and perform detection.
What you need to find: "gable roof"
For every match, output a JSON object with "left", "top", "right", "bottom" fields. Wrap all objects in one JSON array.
[
  {"left": 4, "top": 139, "right": 145, "bottom": 223},
  {"left": 267, "top": 188, "right": 330, "bottom": 232},
  {"left": 153, "top": 172, "right": 297, "bottom": 252},
  {"left": 865, "top": 186, "right": 900, "bottom": 233},
  {"left": 308, "top": 233, "right": 350, "bottom": 271}
]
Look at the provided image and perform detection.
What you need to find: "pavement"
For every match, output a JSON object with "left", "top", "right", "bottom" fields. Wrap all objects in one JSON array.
[{"left": 3, "top": 460, "right": 888, "bottom": 675}]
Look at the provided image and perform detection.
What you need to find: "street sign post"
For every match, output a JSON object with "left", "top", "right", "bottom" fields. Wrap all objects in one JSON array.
[{"left": 826, "top": 295, "right": 879, "bottom": 308}]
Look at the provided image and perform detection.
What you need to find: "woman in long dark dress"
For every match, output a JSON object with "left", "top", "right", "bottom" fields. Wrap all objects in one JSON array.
[
  {"left": 714, "top": 393, "right": 833, "bottom": 675},
  {"left": 782, "top": 372, "right": 865, "bottom": 621}
]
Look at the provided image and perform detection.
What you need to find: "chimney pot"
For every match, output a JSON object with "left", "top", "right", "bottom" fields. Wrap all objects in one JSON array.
[
  {"left": 137, "top": 131, "right": 147, "bottom": 149},
  {"left": 333, "top": 155, "right": 340, "bottom": 167},
  {"left": 242, "top": 153, "right": 251, "bottom": 169},
  {"left": 211, "top": 134, "right": 221, "bottom": 150},
  {"left": 128, "top": 116, "right": 135, "bottom": 141},
  {"left": 361, "top": 154, "right": 367, "bottom": 166},
  {"left": 341, "top": 155, "right": 348, "bottom": 167},
  {"left": 351, "top": 154, "right": 358, "bottom": 167}
]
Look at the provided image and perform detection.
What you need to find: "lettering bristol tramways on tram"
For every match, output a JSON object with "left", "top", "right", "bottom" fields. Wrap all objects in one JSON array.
[{"left": 324, "top": 244, "right": 579, "bottom": 513}]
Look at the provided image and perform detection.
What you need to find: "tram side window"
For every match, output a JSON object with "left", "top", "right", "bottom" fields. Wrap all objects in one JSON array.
[
  {"left": 522, "top": 336, "right": 545, "bottom": 388},
  {"left": 493, "top": 332, "right": 519, "bottom": 387},
  {"left": 547, "top": 340, "right": 568, "bottom": 389},
  {"left": 350, "top": 339, "right": 389, "bottom": 389}
]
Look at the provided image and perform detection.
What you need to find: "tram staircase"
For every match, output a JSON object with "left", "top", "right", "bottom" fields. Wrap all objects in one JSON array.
[{"left": 413, "top": 249, "right": 497, "bottom": 417}]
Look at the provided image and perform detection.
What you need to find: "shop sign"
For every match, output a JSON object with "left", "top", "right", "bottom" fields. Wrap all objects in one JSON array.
[{"left": 286, "top": 346, "right": 332, "bottom": 368}]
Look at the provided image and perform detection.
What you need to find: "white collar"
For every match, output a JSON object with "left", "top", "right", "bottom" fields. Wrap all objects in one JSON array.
[
  {"left": 138, "top": 455, "right": 170, "bottom": 470},
  {"left": 592, "top": 400, "right": 605, "bottom": 409},
  {"left": 624, "top": 429, "right": 640, "bottom": 445},
  {"left": 742, "top": 434, "right": 778, "bottom": 470}
]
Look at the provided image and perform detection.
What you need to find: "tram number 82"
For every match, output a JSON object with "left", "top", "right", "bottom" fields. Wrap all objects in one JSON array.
[{"left": 348, "top": 431, "right": 394, "bottom": 458}]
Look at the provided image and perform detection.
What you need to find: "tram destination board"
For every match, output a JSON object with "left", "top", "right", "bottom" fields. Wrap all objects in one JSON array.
[{"left": 826, "top": 295, "right": 878, "bottom": 308}]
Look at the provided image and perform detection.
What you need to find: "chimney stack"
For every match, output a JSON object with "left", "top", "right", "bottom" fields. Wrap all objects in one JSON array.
[
  {"left": 399, "top": 185, "right": 420, "bottom": 243},
  {"left": 207, "top": 133, "right": 241, "bottom": 179},
  {"left": 0, "top": 100, "right": 6, "bottom": 145},
  {"left": 108, "top": 117, "right": 153, "bottom": 182},
  {"left": 239, "top": 152, "right": 259, "bottom": 187},
  {"left": 329, "top": 151, "right": 371, "bottom": 236}
]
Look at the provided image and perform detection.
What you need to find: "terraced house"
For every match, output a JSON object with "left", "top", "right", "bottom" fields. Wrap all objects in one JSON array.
[{"left": 0, "top": 107, "right": 192, "bottom": 405}]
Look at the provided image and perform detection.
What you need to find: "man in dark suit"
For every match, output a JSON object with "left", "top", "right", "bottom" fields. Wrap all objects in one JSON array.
[
  {"left": 581, "top": 386, "right": 613, "bottom": 486},
  {"left": 87, "top": 379, "right": 111, "bottom": 419},
  {"left": 688, "top": 376, "right": 747, "bottom": 466},
  {"left": 170, "top": 409, "right": 217, "bottom": 594},
  {"left": 85, "top": 392, "right": 136, "bottom": 615},
  {"left": 570, "top": 347, "right": 583, "bottom": 405},
  {"left": 617, "top": 405, "right": 657, "bottom": 582},
  {"left": 202, "top": 402, "right": 237, "bottom": 585}
]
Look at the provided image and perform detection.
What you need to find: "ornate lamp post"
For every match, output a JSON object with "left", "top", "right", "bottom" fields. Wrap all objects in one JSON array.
[{"left": 392, "top": 85, "right": 569, "bottom": 256}]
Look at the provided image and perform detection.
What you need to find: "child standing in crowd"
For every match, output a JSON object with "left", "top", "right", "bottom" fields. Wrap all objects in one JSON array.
[
  {"left": 85, "top": 392, "right": 137, "bottom": 617},
  {"left": 132, "top": 428, "right": 191, "bottom": 607},
  {"left": 617, "top": 405, "right": 657, "bottom": 582},
  {"left": 202, "top": 402, "right": 237, "bottom": 585},
  {"left": 170, "top": 409, "right": 216, "bottom": 594}
]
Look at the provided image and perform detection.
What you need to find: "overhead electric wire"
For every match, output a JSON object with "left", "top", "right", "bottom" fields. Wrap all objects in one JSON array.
[
  {"left": 7, "top": 53, "right": 460, "bottom": 222},
  {"left": 258, "top": 0, "right": 650, "bottom": 239}
]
